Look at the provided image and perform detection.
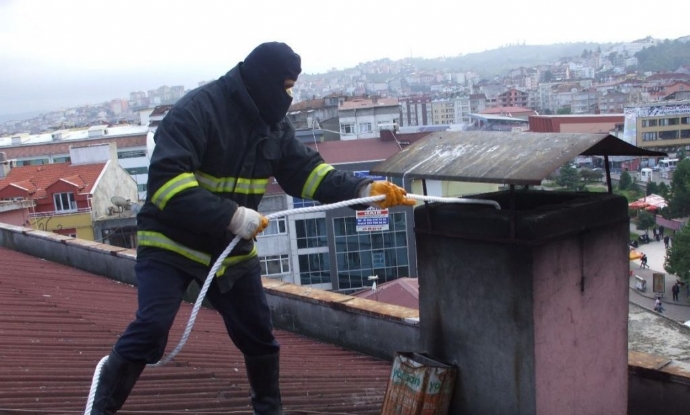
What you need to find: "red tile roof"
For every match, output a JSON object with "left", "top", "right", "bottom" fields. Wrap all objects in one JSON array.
[
  {"left": 0, "top": 162, "right": 105, "bottom": 199},
  {"left": 0, "top": 246, "right": 392, "bottom": 414},
  {"left": 306, "top": 139, "right": 404, "bottom": 165},
  {"left": 353, "top": 278, "right": 419, "bottom": 310},
  {"left": 339, "top": 98, "right": 399, "bottom": 111}
]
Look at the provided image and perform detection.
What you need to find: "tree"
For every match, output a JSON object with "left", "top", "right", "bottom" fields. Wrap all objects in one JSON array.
[
  {"left": 619, "top": 171, "right": 633, "bottom": 190},
  {"left": 657, "top": 182, "right": 670, "bottom": 199},
  {"left": 555, "top": 163, "right": 580, "bottom": 190},
  {"left": 667, "top": 159, "right": 690, "bottom": 218},
  {"left": 646, "top": 181, "right": 658, "bottom": 196},
  {"left": 581, "top": 169, "right": 604, "bottom": 186},
  {"left": 665, "top": 226, "right": 690, "bottom": 286},
  {"left": 636, "top": 210, "right": 656, "bottom": 236}
]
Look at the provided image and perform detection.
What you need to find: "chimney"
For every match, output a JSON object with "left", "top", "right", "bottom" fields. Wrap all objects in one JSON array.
[{"left": 0, "top": 152, "right": 10, "bottom": 178}]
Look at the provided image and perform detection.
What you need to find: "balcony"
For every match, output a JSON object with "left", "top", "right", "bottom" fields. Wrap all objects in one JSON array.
[{"left": 28, "top": 207, "right": 92, "bottom": 219}]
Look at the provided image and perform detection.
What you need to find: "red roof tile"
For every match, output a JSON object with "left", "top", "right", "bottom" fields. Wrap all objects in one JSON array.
[
  {"left": 0, "top": 246, "right": 392, "bottom": 414},
  {"left": 353, "top": 278, "right": 419, "bottom": 310},
  {"left": 0, "top": 162, "right": 105, "bottom": 200},
  {"left": 306, "top": 139, "right": 403, "bottom": 165}
]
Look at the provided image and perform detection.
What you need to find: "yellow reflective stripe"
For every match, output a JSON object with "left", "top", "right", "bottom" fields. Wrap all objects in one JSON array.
[
  {"left": 151, "top": 173, "right": 198, "bottom": 210},
  {"left": 215, "top": 245, "right": 259, "bottom": 277},
  {"left": 235, "top": 177, "right": 268, "bottom": 194},
  {"left": 302, "top": 163, "right": 334, "bottom": 199},
  {"left": 137, "top": 231, "right": 211, "bottom": 266},
  {"left": 195, "top": 171, "right": 267, "bottom": 194}
]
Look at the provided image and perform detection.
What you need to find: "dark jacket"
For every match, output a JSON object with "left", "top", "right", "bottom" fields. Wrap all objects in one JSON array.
[{"left": 137, "top": 64, "right": 369, "bottom": 280}]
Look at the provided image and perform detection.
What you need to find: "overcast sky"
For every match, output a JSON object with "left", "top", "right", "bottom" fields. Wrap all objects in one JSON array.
[{"left": 1, "top": 0, "right": 688, "bottom": 117}]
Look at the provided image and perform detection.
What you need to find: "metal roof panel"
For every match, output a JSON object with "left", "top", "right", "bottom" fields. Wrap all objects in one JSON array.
[{"left": 370, "top": 131, "right": 666, "bottom": 186}]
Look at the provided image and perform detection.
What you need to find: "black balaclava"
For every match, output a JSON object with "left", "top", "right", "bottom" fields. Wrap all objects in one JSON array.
[{"left": 240, "top": 42, "right": 302, "bottom": 125}]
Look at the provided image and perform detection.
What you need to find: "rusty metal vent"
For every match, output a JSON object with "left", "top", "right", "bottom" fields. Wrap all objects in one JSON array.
[{"left": 370, "top": 131, "right": 666, "bottom": 186}]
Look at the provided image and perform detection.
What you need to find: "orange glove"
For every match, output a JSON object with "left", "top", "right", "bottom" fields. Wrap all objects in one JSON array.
[
  {"left": 361, "top": 181, "right": 415, "bottom": 208},
  {"left": 228, "top": 207, "right": 269, "bottom": 239}
]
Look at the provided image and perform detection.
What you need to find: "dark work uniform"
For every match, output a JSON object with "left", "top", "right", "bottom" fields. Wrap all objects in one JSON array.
[{"left": 115, "top": 65, "right": 368, "bottom": 362}]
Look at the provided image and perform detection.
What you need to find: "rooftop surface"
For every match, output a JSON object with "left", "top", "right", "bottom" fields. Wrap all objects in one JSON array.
[{"left": 0, "top": 246, "right": 391, "bottom": 414}]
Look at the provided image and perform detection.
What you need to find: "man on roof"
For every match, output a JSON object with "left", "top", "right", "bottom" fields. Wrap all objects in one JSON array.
[{"left": 88, "top": 41, "right": 414, "bottom": 415}]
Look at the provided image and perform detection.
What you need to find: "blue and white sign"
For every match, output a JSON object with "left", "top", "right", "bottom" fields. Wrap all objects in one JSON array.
[{"left": 356, "top": 208, "right": 390, "bottom": 232}]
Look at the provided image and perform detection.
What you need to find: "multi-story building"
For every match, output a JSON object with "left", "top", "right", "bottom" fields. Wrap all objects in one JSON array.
[
  {"left": 255, "top": 136, "right": 417, "bottom": 292},
  {"left": 399, "top": 96, "right": 432, "bottom": 127},
  {"left": 338, "top": 98, "right": 400, "bottom": 140},
  {"left": 0, "top": 124, "right": 150, "bottom": 200},
  {"left": 469, "top": 93, "right": 487, "bottom": 113},
  {"left": 623, "top": 100, "right": 690, "bottom": 154},
  {"left": 0, "top": 143, "right": 138, "bottom": 242},
  {"left": 431, "top": 99, "right": 455, "bottom": 125},
  {"left": 597, "top": 91, "right": 629, "bottom": 114},
  {"left": 496, "top": 88, "right": 529, "bottom": 108}
]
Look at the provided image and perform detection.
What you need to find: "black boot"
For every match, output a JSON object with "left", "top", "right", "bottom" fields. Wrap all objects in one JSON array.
[
  {"left": 90, "top": 350, "right": 145, "bottom": 415},
  {"left": 244, "top": 353, "right": 283, "bottom": 415}
]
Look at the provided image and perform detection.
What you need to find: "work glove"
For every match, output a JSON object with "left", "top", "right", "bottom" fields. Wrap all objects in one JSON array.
[
  {"left": 359, "top": 181, "right": 416, "bottom": 209},
  {"left": 228, "top": 206, "right": 269, "bottom": 240}
]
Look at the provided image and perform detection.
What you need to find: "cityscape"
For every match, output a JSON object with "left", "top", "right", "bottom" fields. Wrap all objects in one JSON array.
[
  {"left": 2, "top": 31, "right": 690, "bottom": 414},
  {"left": 2, "top": 35, "right": 689, "bottom": 136}
]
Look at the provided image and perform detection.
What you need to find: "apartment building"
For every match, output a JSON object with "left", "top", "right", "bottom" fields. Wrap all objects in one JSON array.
[
  {"left": 496, "top": 88, "right": 529, "bottom": 108},
  {"left": 623, "top": 100, "right": 690, "bottom": 154},
  {"left": 399, "top": 96, "right": 432, "bottom": 126},
  {"left": 338, "top": 98, "right": 400, "bottom": 140},
  {"left": 431, "top": 97, "right": 471, "bottom": 125},
  {"left": 0, "top": 125, "right": 150, "bottom": 200},
  {"left": 0, "top": 143, "right": 138, "bottom": 241}
]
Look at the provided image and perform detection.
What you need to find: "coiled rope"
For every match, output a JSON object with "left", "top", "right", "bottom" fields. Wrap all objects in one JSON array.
[{"left": 84, "top": 193, "right": 499, "bottom": 414}]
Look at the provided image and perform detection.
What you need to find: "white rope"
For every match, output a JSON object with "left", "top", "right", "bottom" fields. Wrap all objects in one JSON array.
[{"left": 84, "top": 193, "right": 499, "bottom": 414}]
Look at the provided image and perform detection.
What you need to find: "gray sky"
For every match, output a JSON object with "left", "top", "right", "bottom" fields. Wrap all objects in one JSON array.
[{"left": 1, "top": 0, "right": 688, "bottom": 117}]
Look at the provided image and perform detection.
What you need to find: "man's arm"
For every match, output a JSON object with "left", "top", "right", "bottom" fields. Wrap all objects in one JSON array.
[{"left": 147, "top": 106, "right": 236, "bottom": 237}]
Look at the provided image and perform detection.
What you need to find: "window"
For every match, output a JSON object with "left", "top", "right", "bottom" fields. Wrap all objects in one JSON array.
[
  {"left": 259, "top": 254, "right": 290, "bottom": 276},
  {"left": 340, "top": 123, "right": 355, "bottom": 134},
  {"left": 54, "top": 192, "right": 76, "bottom": 212},
  {"left": 53, "top": 156, "right": 70, "bottom": 163},
  {"left": 293, "top": 197, "right": 319, "bottom": 208},
  {"left": 125, "top": 167, "right": 148, "bottom": 175},
  {"left": 668, "top": 118, "right": 680, "bottom": 126},
  {"left": 642, "top": 119, "right": 658, "bottom": 128},
  {"left": 333, "top": 212, "right": 409, "bottom": 291},
  {"left": 359, "top": 122, "right": 372, "bottom": 133},
  {"left": 137, "top": 183, "right": 148, "bottom": 192},
  {"left": 299, "top": 252, "right": 331, "bottom": 285},
  {"left": 16, "top": 158, "right": 48, "bottom": 166},
  {"left": 259, "top": 217, "right": 287, "bottom": 236},
  {"left": 118, "top": 150, "right": 147, "bottom": 159},
  {"left": 681, "top": 117, "right": 690, "bottom": 125},
  {"left": 295, "top": 218, "right": 327, "bottom": 249},
  {"left": 681, "top": 129, "right": 690, "bottom": 139},
  {"left": 659, "top": 130, "right": 679, "bottom": 140},
  {"left": 642, "top": 132, "right": 657, "bottom": 141}
]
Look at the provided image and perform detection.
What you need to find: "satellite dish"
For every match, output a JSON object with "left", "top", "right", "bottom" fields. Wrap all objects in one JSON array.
[{"left": 111, "top": 196, "right": 131, "bottom": 212}]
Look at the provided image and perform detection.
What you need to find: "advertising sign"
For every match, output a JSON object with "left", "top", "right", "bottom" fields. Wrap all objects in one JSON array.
[{"left": 356, "top": 208, "right": 389, "bottom": 232}]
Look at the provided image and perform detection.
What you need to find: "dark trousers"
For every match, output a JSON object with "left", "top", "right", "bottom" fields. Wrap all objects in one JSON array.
[{"left": 114, "top": 259, "right": 279, "bottom": 364}]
